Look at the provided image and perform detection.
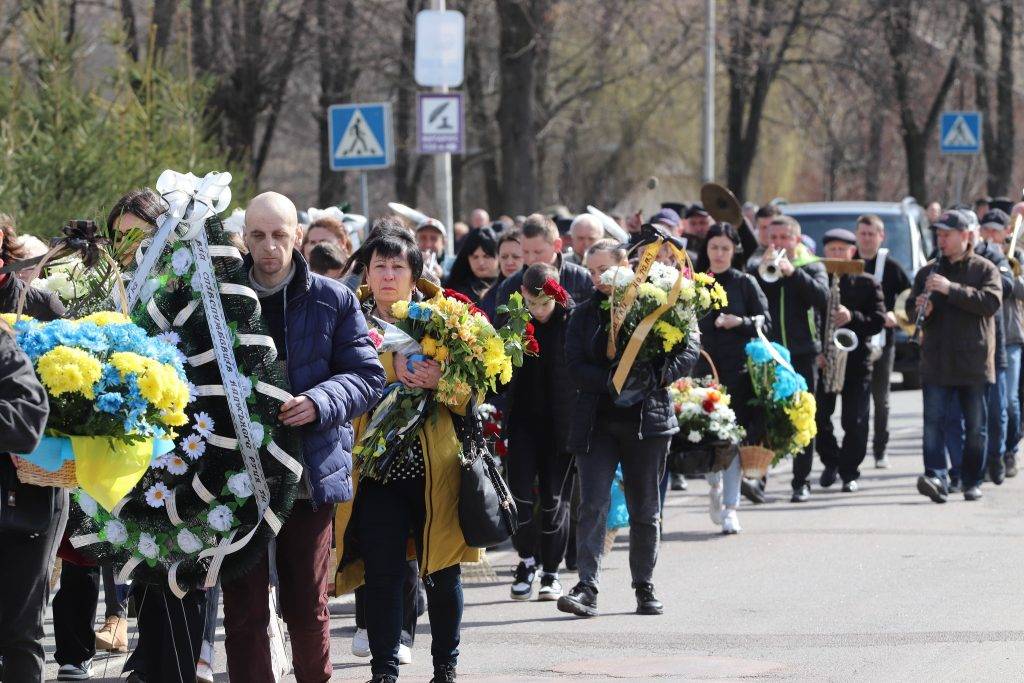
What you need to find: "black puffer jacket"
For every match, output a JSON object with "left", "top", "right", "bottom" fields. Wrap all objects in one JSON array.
[
  {"left": 748, "top": 257, "right": 828, "bottom": 357},
  {"left": 695, "top": 268, "right": 771, "bottom": 385},
  {"left": 565, "top": 291, "right": 701, "bottom": 456},
  {"left": 0, "top": 274, "right": 65, "bottom": 320},
  {"left": 0, "top": 326, "right": 49, "bottom": 455}
]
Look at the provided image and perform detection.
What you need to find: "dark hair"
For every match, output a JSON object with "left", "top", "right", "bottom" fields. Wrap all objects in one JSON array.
[
  {"left": 355, "top": 223, "right": 423, "bottom": 281},
  {"left": 497, "top": 229, "right": 521, "bottom": 250},
  {"left": 106, "top": 188, "right": 166, "bottom": 233},
  {"left": 305, "top": 217, "right": 353, "bottom": 258},
  {"left": 523, "top": 262, "right": 558, "bottom": 293},
  {"left": 520, "top": 213, "right": 559, "bottom": 242},
  {"left": 706, "top": 222, "right": 740, "bottom": 246},
  {"left": 342, "top": 216, "right": 413, "bottom": 276},
  {"left": 0, "top": 214, "right": 27, "bottom": 263},
  {"left": 754, "top": 204, "right": 781, "bottom": 220},
  {"left": 445, "top": 226, "right": 498, "bottom": 290},
  {"left": 308, "top": 242, "right": 346, "bottom": 275}
]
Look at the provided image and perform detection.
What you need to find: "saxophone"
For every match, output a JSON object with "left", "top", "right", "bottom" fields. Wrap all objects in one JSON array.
[{"left": 821, "top": 260, "right": 864, "bottom": 394}]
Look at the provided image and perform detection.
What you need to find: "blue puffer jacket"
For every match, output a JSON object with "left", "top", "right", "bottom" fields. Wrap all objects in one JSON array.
[{"left": 248, "top": 252, "right": 386, "bottom": 505}]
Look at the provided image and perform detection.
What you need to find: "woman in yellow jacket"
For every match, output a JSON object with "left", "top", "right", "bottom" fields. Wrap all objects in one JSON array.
[{"left": 334, "top": 224, "right": 480, "bottom": 683}]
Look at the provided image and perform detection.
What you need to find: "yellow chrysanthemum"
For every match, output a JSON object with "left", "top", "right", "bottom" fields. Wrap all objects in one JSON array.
[
  {"left": 482, "top": 336, "right": 508, "bottom": 378},
  {"left": 78, "top": 311, "right": 131, "bottom": 326},
  {"left": 110, "top": 351, "right": 148, "bottom": 378},
  {"left": 162, "top": 410, "right": 189, "bottom": 427},
  {"left": 37, "top": 345, "right": 102, "bottom": 398},
  {"left": 654, "top": 321, "right": 684, "bottom": 352},
  {"left": 421, "top": 336, "right": 438, "bottom": 357},
  {"left": 434, "top": 345, "right": 449, "bottom": 363},
  {"left": 391, "top": 300, "right": 409, "bottom": 319},
  {"left": 638, "top": 282, "right": 667, "bottom": 305},
  {"left": 697, "top": 287, "right": 712, "bottom": 309},
  {"left": 111, "top": 352, "right": 189, "bottom": 412},
  {"left": 694, "top": 272, "right": 715, "bottom": 286},
  {"left": 0, "top": 312, "right": 31, "bottom": 325},
  {"left": 678, "top": 282, "right": 696, "bottom": 302}
]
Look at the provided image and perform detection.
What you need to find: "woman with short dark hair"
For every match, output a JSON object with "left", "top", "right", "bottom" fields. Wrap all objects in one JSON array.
[{"left": 443, "top": 226, "right": 499, "bottom": 305}]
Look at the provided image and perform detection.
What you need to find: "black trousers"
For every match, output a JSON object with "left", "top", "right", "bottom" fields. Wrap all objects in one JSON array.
[
  {"left": 870, "top": 342, "right": 896, "bottom": 458},
  {"left": 790, "top": 352, "right": 819, "bottom": 490},
  {"left": 816, "top": 370, "right": 872, "bottom": 483},
  {"left": 52, "top": 562, "right": 100, "bottom": 666},
  {"left": 506, "top": 419, "right": 575, "bottom": 573},
  {"left": 354, "top": 559, "right": 423, "bottom": 646},
  {"left": 124, "top": 584, "right": 206, "bottom": 683},
  {"left": 357, "top": 476, "right": 462, "bottom": 678},
  {"left": 0, "top": 489, "right": 67, "bottom": 682}
]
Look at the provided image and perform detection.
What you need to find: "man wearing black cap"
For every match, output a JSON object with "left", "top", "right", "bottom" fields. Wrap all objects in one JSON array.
[
  {"left": 683, "top": 204, "right": 711, "bottom": 261},
  {"left": 906, "top": 210, "right": 1001, "bottom": 503},
  {"left": 816, "top": 229, "right": 886, "bottom": 492}
]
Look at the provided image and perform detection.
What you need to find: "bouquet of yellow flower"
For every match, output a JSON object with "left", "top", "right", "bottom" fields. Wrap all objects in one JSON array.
[
  {"left": 2, "top": 311, "right": 188, "bottom": 508},
  {"left": 745, "top": 338, "right": 816, "bottom": 462},
  {"left": 354, "top": 289, "right": 535, "bottom": 481}
]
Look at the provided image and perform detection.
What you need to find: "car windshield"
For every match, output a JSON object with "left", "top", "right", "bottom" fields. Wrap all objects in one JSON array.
[{"left": 785, "top": 212, "right": 914, "bottom": 275}]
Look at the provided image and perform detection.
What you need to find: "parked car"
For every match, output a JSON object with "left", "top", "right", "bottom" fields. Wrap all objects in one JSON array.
[{"left": 781, "top": 198, "right": 932, "bottom": 388}]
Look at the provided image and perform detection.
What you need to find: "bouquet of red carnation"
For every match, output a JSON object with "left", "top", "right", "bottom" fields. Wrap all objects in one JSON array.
[{"left": 541, "top": 279, "right": 569, "bottom": 306}]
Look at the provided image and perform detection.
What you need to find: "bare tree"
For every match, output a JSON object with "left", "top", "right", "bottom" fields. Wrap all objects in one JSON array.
[
  {"left": 970, "top": 0, "right": 1015, "bottom": 197},
  {"left": 315, "top": 0, "right": 361, "bottom": 206}
]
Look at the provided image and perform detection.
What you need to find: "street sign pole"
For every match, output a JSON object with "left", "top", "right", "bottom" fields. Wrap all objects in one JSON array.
[
  {"left": 702, "top": 0, "right": 715, "bottom": 184},
  {"left": 939, "top": 111, "right": 982, "bottom": 205},
  {"left": 360, "top": 172, "right": 369, "bottom": 220},
  {"left": 432, "top": 0, "right": 454, "bottom": 258}
]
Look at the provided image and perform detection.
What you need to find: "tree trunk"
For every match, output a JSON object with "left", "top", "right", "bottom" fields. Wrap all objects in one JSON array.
[
  {"left": 991, "top": 0, "right": 1014, "bottom": 196},
  {"left": 316, "top": 0, "right": 359, "bottom": 207},
  {"left": 864, "top": 111, "right": 883, "bottom": 199},
  {"left": 464, "top": 10, "right": 501, "bottom": 212},
  {"left": 394, "top": 0, "right": 424, "bottom": 207},
  {"left": 191, "top": 0, "right": 209, "bottom": 71},
  {"left": 119, "top": 0, "right": 139, "bottom": 61},
  {"left": 971, "top": 0, "right": 996, "bottom": 195},
  {"left": 152, "top": 0, "right": 179, "bottom": 56}
]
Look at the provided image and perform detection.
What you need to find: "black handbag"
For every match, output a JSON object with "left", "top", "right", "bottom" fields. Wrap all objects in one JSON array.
[
  {"left": 454, "top": 404, "right": 518, "bottom": 548},
  {"left": 0, "top": 457, "right": 57, "bottom": 536}
]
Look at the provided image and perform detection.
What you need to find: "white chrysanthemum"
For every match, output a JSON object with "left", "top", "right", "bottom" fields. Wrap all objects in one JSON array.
[
  {"left": 76, "top": 490, "right": 98, "bottom": 517},
  {"left": 156, "top": 330, "right": 181, "bottom": 347},
  {"left": 648, "top": 262, "right": 680, "bottom": 291},
  {"left": 193, "top": 412, "right": 215, "bottom": 438},
  {"left": 678, "top": 281, "right": 696, "bottom": 302},
  {"left": 227, "top": 472, "right": 254, "bottom": 499},
  {"left": 600, "top": 266, "right": 636, "bottom": 289},
  {"left": 249, "top": 421, "right": 265, "bottom": 445},
  {"left": 171, "top": 248, "right": 193, "bottom": 276},
  {"left": 104, "top": 520, "right": 128, "bottom": 545},
  {"left": 182, "top": 433, "right": 206, "bottom": 460},
  {"left": 165, "top": 455, "right": 189, "bottom": 476},
  {"left": 207, "top": 505, "right": 234, "bottom": 532},
  {"left": 234, "top": 373, "right": 253, "bottom": 399},
  {"left": 687, "top": 430, "right": 702, "bottom": 443},
  {"left": 36, "top": 271, "right": 76, "bottom": 300},
  {"left": 144, "top": 482, "right": 171, "bottom": 508},
  {"left": 176, "top": 528, "right": 204, "bottom": 554},
  {"left": 137, "top": 532, "right": 160, "bottom": 559},
  {"left": 681, "top": 403, "right": 703, "bottom": 417}
]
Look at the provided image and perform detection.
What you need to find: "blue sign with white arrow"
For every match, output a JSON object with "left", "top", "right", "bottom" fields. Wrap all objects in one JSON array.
[
  {"left": 328, "top": 103, "right": 394, "bottom": 171},
  {"left": 939, "top": 111, "right": 982, "bottom": 155}
]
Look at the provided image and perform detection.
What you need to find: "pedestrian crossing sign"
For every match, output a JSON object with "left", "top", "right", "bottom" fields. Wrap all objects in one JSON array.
[
  {"left": 939, "top": 111, "right": 981, "bottom": 155},
  {"left": 328, "top": 103, "right": 394, "bottom": 170}
]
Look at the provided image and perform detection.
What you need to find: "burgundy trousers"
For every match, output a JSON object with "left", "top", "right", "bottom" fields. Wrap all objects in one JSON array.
[{"left": 222, "top": 500, "right": 334, "bottom": 683}]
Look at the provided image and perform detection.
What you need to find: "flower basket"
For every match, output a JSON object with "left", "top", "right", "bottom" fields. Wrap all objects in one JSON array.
[
  {"left": 739, "top": 445, "right": 776, "bottom": 478},
  {"left": 13, "top": 456, "right": 78, "bottom": 488},
  {"left": 670, "top": 441, "right": 737, "bottom": 477}
]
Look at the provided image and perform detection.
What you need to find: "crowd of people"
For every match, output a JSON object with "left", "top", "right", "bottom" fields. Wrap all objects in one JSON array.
[{"left": 2, "top": 184, "right": 1023, "bottom": 683}]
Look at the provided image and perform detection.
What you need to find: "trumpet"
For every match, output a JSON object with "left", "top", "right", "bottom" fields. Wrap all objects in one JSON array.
[
  {"left": 1005, "top": 213, "right": 1023, "bottom": 277},
  {"left": 758, "top": 249, "right": 787, "bottom": 283}
]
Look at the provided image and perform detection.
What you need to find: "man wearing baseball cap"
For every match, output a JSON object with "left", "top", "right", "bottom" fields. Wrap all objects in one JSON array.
[
  {"left": 415, "top": 217, "right": 455, "bottom": 280},
  {"left": 906, "top": 210, "right": 1002, "bottom": 503}
]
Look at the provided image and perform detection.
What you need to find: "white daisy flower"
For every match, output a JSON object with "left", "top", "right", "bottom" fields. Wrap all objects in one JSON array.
[
  {"left": 171, "top": 248, "right": 193, "bottom": 276},
  {"left": 137, "top": 532, "right": 160, "bottom": 559},
  {"left": 207, "top": 505, "right": 234, "bottom": 532},
  {"left": 75, "top": 490, "right": 98, "bottom": 517},
  {"left": 176, "top": 528, "right": 204, "bottom": 554},
  {"left": 165, "top": 455, "right": 189, "bottom": 476},
  {"left": 227, "top": 472, "right": 253, "bottom": 499},
  {"left": 600, "top": 266, "right": 636, "bottom": 288},
  {"left": 104, "top": 520, "right": 128, "bottom": 545},
  {"left": 145, "top": 482, "right": 171, "bottom": 508},
  {"left": 193, "top": 412, "right": 215, "bottom": 438},
  {"left": 182, "top": 433, "right": 206, "bottom": 460},
  {"left": 687, "top": 430, "right": 702, "bottom": 443},
  {"left": 186, "top": 382, "right": 198, "bottom": 403},
  {"left": 156, "top": 330, "right": 182, "bottom": 347}
]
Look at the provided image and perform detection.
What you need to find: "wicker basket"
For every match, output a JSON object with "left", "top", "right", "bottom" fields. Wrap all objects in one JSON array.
[
  {"left": 738, "top": 445, "right": 775, "bottom": 478},
  {"left": 13, "top": 456, "right": 78, "bottom": 488}
]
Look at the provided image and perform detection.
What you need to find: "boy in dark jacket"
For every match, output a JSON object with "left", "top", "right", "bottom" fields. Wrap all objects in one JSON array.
[
  {"left": 505, "top": 263, "right": 575, "bottom": 602},
  {"left": 223, "top": 192, "right": 386, "bottom": 682}
]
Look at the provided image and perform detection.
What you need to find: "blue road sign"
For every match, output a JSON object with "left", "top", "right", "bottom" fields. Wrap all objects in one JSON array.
[
  {"left": 940, "top": 111, "right": 982, "bottom": 155},
  {"left": 328, "top": 103, "right": 394, "bottom": 170}
]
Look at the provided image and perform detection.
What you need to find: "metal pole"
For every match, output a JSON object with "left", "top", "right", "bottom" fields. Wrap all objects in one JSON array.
[
  {"left": 360, "top": 172, "right": 369, "bottom": 219},
  {"left": 433, "top": 0, "right": 455, "bottom": 258},
  {"left": 702, "top": 0, "right": 716, "bottom": 184}
]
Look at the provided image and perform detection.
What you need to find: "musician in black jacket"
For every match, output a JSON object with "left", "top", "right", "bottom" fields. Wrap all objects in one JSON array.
[
  {"left": 816, "top": 229, "right": 886, "bottom": 491},
  {"left": 854, "top": 214, "right": 912, "bottom": 468}
]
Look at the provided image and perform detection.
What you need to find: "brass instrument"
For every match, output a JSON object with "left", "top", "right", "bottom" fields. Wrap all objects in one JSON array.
[
  {"left": 758, "top": 248, "right": 787, "bottom": 283},
  {"left": 893, "top": 288, "right": 917, "bottom": 335},
  {"left": 821, "top": 259, "right": 865, "bottom": 394},
  {"left": 1005, "top": 213, "right": 1023, "bottom": 277},
  {"left": 701, "top": 183, "right": 743, "bottom": 226}
]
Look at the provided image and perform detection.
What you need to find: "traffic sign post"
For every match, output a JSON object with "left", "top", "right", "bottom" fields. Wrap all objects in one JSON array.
[
  {"left": 328, "top": 102, "right": 394, "bottom": 218},
  {"left": 939, "top": 111, "right": 981, "bottom": 204},
  {"left": 418, "top": 93, "right": 464, "bottom": 154}
]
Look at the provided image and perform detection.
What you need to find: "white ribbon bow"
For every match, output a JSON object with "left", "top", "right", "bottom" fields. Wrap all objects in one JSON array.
[{"left": 155, "top": 170, "right": 233, "bottom": 241}]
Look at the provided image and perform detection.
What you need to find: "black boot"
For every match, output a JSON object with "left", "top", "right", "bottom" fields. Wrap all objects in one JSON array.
[
  {"left": 430, "top": 663, "right": 457, "bottom": 682},
  {"left": 368, "top": 675, "right": 398, "bottom": 683},
  {"left": 557, "top": 581, "right": 598, "bottom": 617},
  {"left": 635, "top": 583, "right": 663, "bottom": 615}
]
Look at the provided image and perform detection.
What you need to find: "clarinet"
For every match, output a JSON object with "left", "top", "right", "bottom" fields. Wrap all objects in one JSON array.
[{"left": 910, "top": 261, "right": 942, "bottom": 345}]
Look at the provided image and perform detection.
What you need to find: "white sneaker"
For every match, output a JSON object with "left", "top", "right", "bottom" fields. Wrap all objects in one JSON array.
[
  {"left": 875, "top": 456, "right": 890, "bottom": 469},
  {"left": 721, "top": 508, "right": 742, "bottom": 535},
  {"left": 351, "top": 627, "right": 370, "bottom": 657},
  {"left": 707, "top": 477, "right": 724, "bottom": 525},
  {"left": 57, "top": 661, "right": 93, "bottom": 681},
  {"left": 196, "top": 659, "right": 215, "bottom": 683},
  {"left": 397, "top": 643, "right": 413, "bottom": 665}
]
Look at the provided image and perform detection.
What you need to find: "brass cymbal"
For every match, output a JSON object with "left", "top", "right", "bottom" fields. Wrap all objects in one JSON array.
[
  {"left": 893, "top": 288, "right": 916, "bottom": 335},
  {"left": 700, "top": 183, "right": 743, "bottom": 226}
]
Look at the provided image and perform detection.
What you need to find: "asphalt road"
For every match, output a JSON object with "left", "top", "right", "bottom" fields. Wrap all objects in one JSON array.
[{"left": 42, "top": 387, "right": 1024, "bottom": 681}]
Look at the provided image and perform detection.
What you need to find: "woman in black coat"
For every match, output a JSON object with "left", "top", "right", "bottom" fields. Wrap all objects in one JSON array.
[
  {"left": 557, "top": 241, "right": 700, "bottom": 619},
  {"left": 695, "top": 223, "right": 771, "bottom": 535},
  {"left": 442, "top": 226, "right": 499, "bottom": 305}
]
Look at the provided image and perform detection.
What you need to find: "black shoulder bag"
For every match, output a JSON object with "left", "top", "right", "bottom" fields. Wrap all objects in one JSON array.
[{"left": 454, "top": 401, "right": 518, "bottom": 548}]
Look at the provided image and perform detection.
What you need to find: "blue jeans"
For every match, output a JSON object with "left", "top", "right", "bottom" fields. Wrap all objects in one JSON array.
[
  {"left": 706, "top": 452, "right": 742, "bottom": 508},
  {"left": 924, "top": 383, "right": 987, "bottom": 488},
  {"left": 1005, "top": 344, "right": 1022, "bottom": 456},
  {"left": 987, "top": 374, "right": 1007, "bottom": 465},
  {"left": 944, "top": 393, "right": 964, "bottom": 478}
]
